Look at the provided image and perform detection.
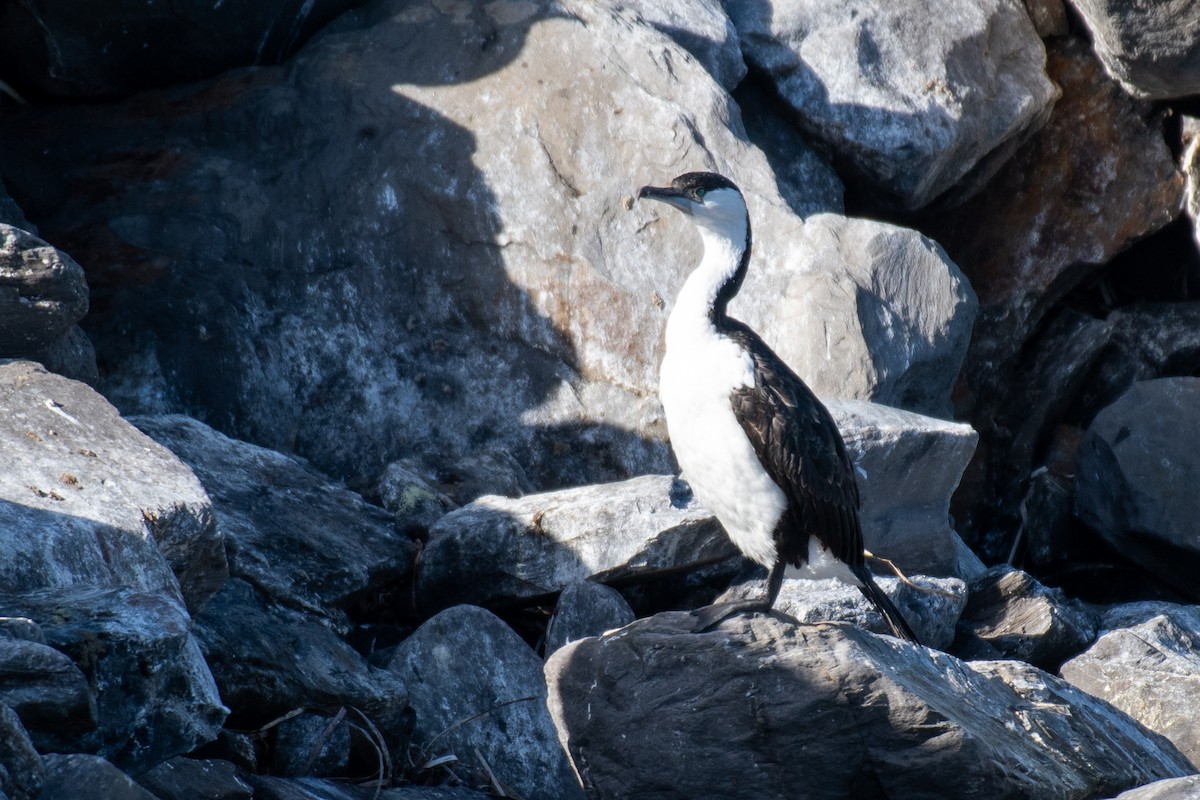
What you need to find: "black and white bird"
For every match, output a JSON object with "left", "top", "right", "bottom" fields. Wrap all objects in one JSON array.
[{"left": 638, "top": 171, "right": 917, "bottom": 642}]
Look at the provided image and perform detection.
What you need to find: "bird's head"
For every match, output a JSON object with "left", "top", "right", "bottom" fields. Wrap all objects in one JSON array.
[{"left": 638, "top": 172, "right": 747, "bottom": 242}]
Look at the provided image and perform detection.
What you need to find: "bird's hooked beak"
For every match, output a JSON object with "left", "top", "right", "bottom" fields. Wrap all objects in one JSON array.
[{"left": 637, "top": 184, "right": 694, "bottom": 215}]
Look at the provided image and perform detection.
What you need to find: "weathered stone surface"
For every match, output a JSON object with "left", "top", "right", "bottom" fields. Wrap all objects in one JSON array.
[
  {"left": 620, "top": 0, "right": 747, "bottom": 91},
  {"left": 247, "top": 777, "right": 491, "bottom": 800},
  {"left": 193, "top": 578, "right": 406, "bottom": 729},
  {"left": 726, "top": 0, "right": 1058, "bottom": 209},
  {"left": 1076, "top": 379, "right": 1200, "bottom": 599},
  {"left": 545, "top": 581, "right": 636, "bottom": 657},
  {"left": 6, "top": 587, "right": 225, "bottom": 773},
  {"left": 36, "top": 754, "right": 157, "bottom": 800},
  {"left": 269, "top": 712, "right": 351, "bottom": 779},
  {"left": 961, "top": 565, "right": 1099, "bottom": 669},
  {"left": 1023, "top": 0, "right": 1070, "bottom": 37},
  {"left": 374, "top": 460, "right": 457, "bottom": 533},
  {"left": 0, "top": 618, "right": 42, "bottom": 644},
  {"left": 418, "top": 475, "right": 732, "bottom": 612},
  {"left": 546, "top": 612, "right": 1192, "bottom": 799},
  {"left": 1067, "top": 0, "right": 1200, "bottom": 99},
  {"left": 131, "top": 414, "right": 416, "bottom": 626},
  {"left": 387, "top": 606, "right": 583, "bottom": 800},
  {"left": 1061, "top": 603, "right": 1200, "bottom": 767},
  {"left": 827, "top": 400, "right": 982, "bottom": 578},
  {"left": 0, "top": 225, "right": 87, "bottom": 356},
  {"left": 0, "top": 637, "right": 96, "bottom": 753},
  {"left": 1106, "top": 775, "right": 1200, "bottom": 800},
  {"left": 0, "top": 361, "right": 225, "bottom": 612},
  {"left": 0, "top": 704, "right": 42, "bottom": 800},
  {"left": 0, "top": 0, "right": 359, "bottom": 99},
  {"left": 135, "top": 757, "right": 253, "bottom": 800}
]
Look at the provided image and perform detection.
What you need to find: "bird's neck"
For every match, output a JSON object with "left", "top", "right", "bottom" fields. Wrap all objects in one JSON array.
[{"left": 666, "top": 215, "right": 751, "bottom": 345}]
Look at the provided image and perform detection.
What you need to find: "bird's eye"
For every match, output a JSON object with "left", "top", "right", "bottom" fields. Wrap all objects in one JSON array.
[{"left": 694, "top": 188, "right": 706, "bottom": 199}]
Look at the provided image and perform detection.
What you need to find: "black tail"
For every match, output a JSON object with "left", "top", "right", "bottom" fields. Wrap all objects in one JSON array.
[{"left": 853, "top": 565, "right": 920, "bottom": 644}]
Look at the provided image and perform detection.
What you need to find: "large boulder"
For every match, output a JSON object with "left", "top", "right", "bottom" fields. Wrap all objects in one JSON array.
[
  {"left": 546, "top": 612, "right": 1194, "bottom": 799},
  {"left": 35, "top": 754, "right": 157, "bottom": 800},
  {"left": 0, "top": 636, "right": 97, "bottom": 753},
  {"left": 725, "top": 0, "right": 1058, "bottom": 209},
  {"left": 0, "top": 703, "right": 42, "bottom": 800},
  {"left": 1067, "top": 0, "right": 1200, "bottom": 99},
  {"left": 0, "top": 225, "right": 88, "bottom": 361}
]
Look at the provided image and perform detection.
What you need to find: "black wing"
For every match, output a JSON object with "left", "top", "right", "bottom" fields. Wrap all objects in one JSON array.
[{"left": 724, "top": 322, "right": 864, "bottom": 571}]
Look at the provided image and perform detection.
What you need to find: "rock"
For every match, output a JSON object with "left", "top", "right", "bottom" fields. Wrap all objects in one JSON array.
[
  {"left": 0, "top": 0, "right": 360, "bottom": 99},
  {"left": 769, "top": 575, "right": 967, "bottom": 651},
  {"left": 1075, "top": 378, "right": 1200, "bottom": 599},
  {"left": 134, "top": 757, "right": 253, "bottom": 800},
  {"left": 0, "top": 618, "right": 43, "bottom": 644},
  {"left": 960, "top": 565, "right": 1099, "bottom": 669},
  {"left": 0, "top": 177, "right": 32, "bottom": 231},
  {"left": 0, "top": 704, "right": 42, "bottom": 800},
  {"left": 0, "top": 361, "right": 226, "bottom": 613},
  {"left": 268, "top": 712, "right": 351, "bottom": 779},
  {"left": 1067, "top": 0, "right": 1200, "bottom": 99},
  {"left": 1023, "top": 0, "right": 1070, "bottom": 37},
  {"left": 545, "top": 581, "right": 637, "bottom": 656},
  {"left": 1106, "top": 776, "right": 1200, "bottom": 800},
  {"left": 417, "top": 475, "right": 733, "bottom": 612},
  {"left": 374, "top": 460, "right": 458, "bottom": 533},
  {"left": 547, "top": 612, "right": 1192, "bottom": 799},
  {"left": 386, "top": 606, "right": 583, "bottom": 800},
  {"left": 5, "top": 587, "right": 225, "bottom": 773},
  {"left": 827, "top": 400, "right": 982, "bottom": 578},
  {"left": 0, "top": 637, "right": 97, "bottom": 753},
  {"left": 725, "top": 0, "right": 1058, "bottom": 209},
  {"left": 0, "top": 225, "right": 88, "bottom": 357},
  {"left": 36, "top": 754, "right": 157, "bottom": 800},
  {"left": 1061, "top": 603, "right": 1200, "bottom": 767},
  {"left": 246, "top": 777, "right": 491, "bottom": 800},
  {"left": 620, "top": 0, "right": 747, "bottom": 91},
  {"left": 734, "top": 217, "right": 977, "bottom": 420},
  {"left": 130, "top": 414, "right": 416, "bottom": 627},
  {"left": 192, "top": 578, "right": 407, "bottom": 731},
  {"left": 1018, "top": 469, "right": 1075, "bottom": 568}
]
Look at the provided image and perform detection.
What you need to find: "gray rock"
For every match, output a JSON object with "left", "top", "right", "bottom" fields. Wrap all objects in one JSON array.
[
  {"left": 374, "top": 460, "right": 457, "bottom": 532},
  {"left": 0, "top": 0, "right": 359, "bottom": 98},
  {"left": 0, "top": 361, "right": 226, "bottom": 613},
  {"left": 1067, "top": 0, "right": 1200, "bottom": 99},
  {"left": 961, "top": 565, "right": 1099, "bottom": 669},
  {"left": 0, "top": 704, "right": 41, "bottom": 800},
  {"left": 387, "top": 606, "right": 583, "bottom": 800},
  {"left": 1023, "top": 0, "right": 1070, "bottom": 37},
  {"left": 1061, "top": 603, "right": 1200, "bottom": 767},
  {"left": 36, "top": 754, "right": 157, "bottom": 800},
  {"left": 0, "top": 225, "right": 87, "bottom": 357},
  {"left": 0, "top": 618, "right": 43, "bottom": 643},
  {"left": 193, "top": 578, "right": 407, "bottom": 730},
  {"left": 1076, "top": 378, "right": 1200, "bottom": 599},
  {"left": 827, "top": 400, "right": 982, "bottom": 578},
  {"left": 1106, "top": 776, "right": 1200, "bottom": 800},
  {"left": 545, "top": 581, "right": 636, "bottom": 657},
  {"left": 134, "top": 757, "right": 252, "bottom": 800},
  {"left": 130, "top": 414, "right": 416, "bottom": 627},
  {"left": 546, "top": 612, "right": 1193, "bottom": 799},
  {"left": 247, "top": 777, "right": 490, "bottom": 800},
  {"left": 6, "top": 587, "right": 225, "bottom": 773},
  {"left": 417, "top": 475, "right": 733, "bottom": 612},
  {"left": 726, "top": 0, "right": 1058, "bottom": 209},
  {"left": 0, "top": 637, "right": 96, "bottom": 753},
  {"left": 268, "top": 712, "right": 351, "bottom": 779},
  {"left": 619, "top": 0, "right": 747, "bottom": 91},
  {"left": 770, "top": 574, "right": 967, "bottom": 651}
]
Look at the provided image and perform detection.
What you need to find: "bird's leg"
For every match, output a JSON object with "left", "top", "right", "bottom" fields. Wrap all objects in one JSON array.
[{"left": 689, "top": 561, "right": 786, "bottom": 633}]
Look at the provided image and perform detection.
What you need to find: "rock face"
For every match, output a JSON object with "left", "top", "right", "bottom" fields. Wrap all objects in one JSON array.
[
  {"left": 387, "top": 606, "right": 583, "bottom": 800},
  {"left": 0, "top": 703, "right": 43, "bottom": 800},
  {"left": 546, "top": 612, "right": 1193, "bottom": 799},
  {"left": 1106, "top": 776, "right": 1200, "bottom": 800},
  {"left": 36, "top": 754, "right": 158, "bottom": 800},
  {"left": 1067, "top": 0, "right": 1200, "bottom": 99},
  {"left": 1062, "top": 603, "right": 1200, "bottom": 767},
  {"left": 545, "top": 581, "right": 637, "bottom": 657},
  {"left": 1075, "top": 378, "right": 1200, "bottom": 599},
  {"left": 0, "top": 635, "right": 96, "bottom": 752},
  {"left": 726, "top": 0, "right": 1058, "bottom": 209},
  {"left": 0, "top": 225, "right": 88, "bottom": 358}
]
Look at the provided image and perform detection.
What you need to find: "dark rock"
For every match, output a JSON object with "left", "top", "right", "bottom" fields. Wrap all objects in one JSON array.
[
  {"left": 134, "top": 757, "right": 252, "bottom": 800},
  {"left": 0, "top": 178, "right": 32, "bottom": 231},
  {"left": 1061, "top": 602, "right": 1200, "bottom": 767},
  {"left": 0, "top": 0, "right": 360, "bottom": 99},
  {"left": 33, "top": 325, "right": 98, "bottom": 386},
  {"left": 725, "top": 0, "right": 1057, "bottom": 210},
  {"left": 1105, "top": 775, "right": 1200, "bottom": 800},
  {"left": 192, "top": 578, "right": 407, "bottom": 731},
  {"left": 0, "top": 619, "right": 43, "bottom": 644},
  {"left": 1067, "top": 0, "right": 1200, "bottom": 99},
  {"left": 0, "top": 361, "right": 226, "bottom": 614},
  {"left": 960, "top": 565, "right": 1099, "bottom": 669},
  {"left": 0, "top": 704, "right": 42, "bottom": 800},
  {"left": 545, "top": 581, "right": 636, "bottom": 657},
  {"left": 246, "top": 777, "right": 491, "bottom": 800},
  {"left": 1075, "top": 378, "right": 1200, "bottom": 600},
  {"left": 1023, "top": 0, "right": 1070, "bottom": 37},
  {"left": 131, "top": 414, "right": 416, "bottom": 627},
  {"left": 268, "top": 711, "right": 351, "bottom": 779},
  {"left": 5, "top": 587, "right": 225, "bottom": 773},
  {"left": 386, "top": 606, "right": 583, "bottom": 800},
  {"left": 417, "top": 475, "right": 733, "bottom": 613},
  {"left": 36, "top": 754, "right": 156, "bottom": 800},
  {"left": 0, "top": 637, "right": 96, "bottom": 753},
  {"left": 374, "top": 460, "right": 457, "bottom": 533},
  {"left": 547, "top": 612, "right": 1192, "bottom": 799},
  {"left": 0, "top": 225, "right": 87, "bottom": 357},
  {"left": 1018, "top": 470, "right": 1075, "bottom": 568}
]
